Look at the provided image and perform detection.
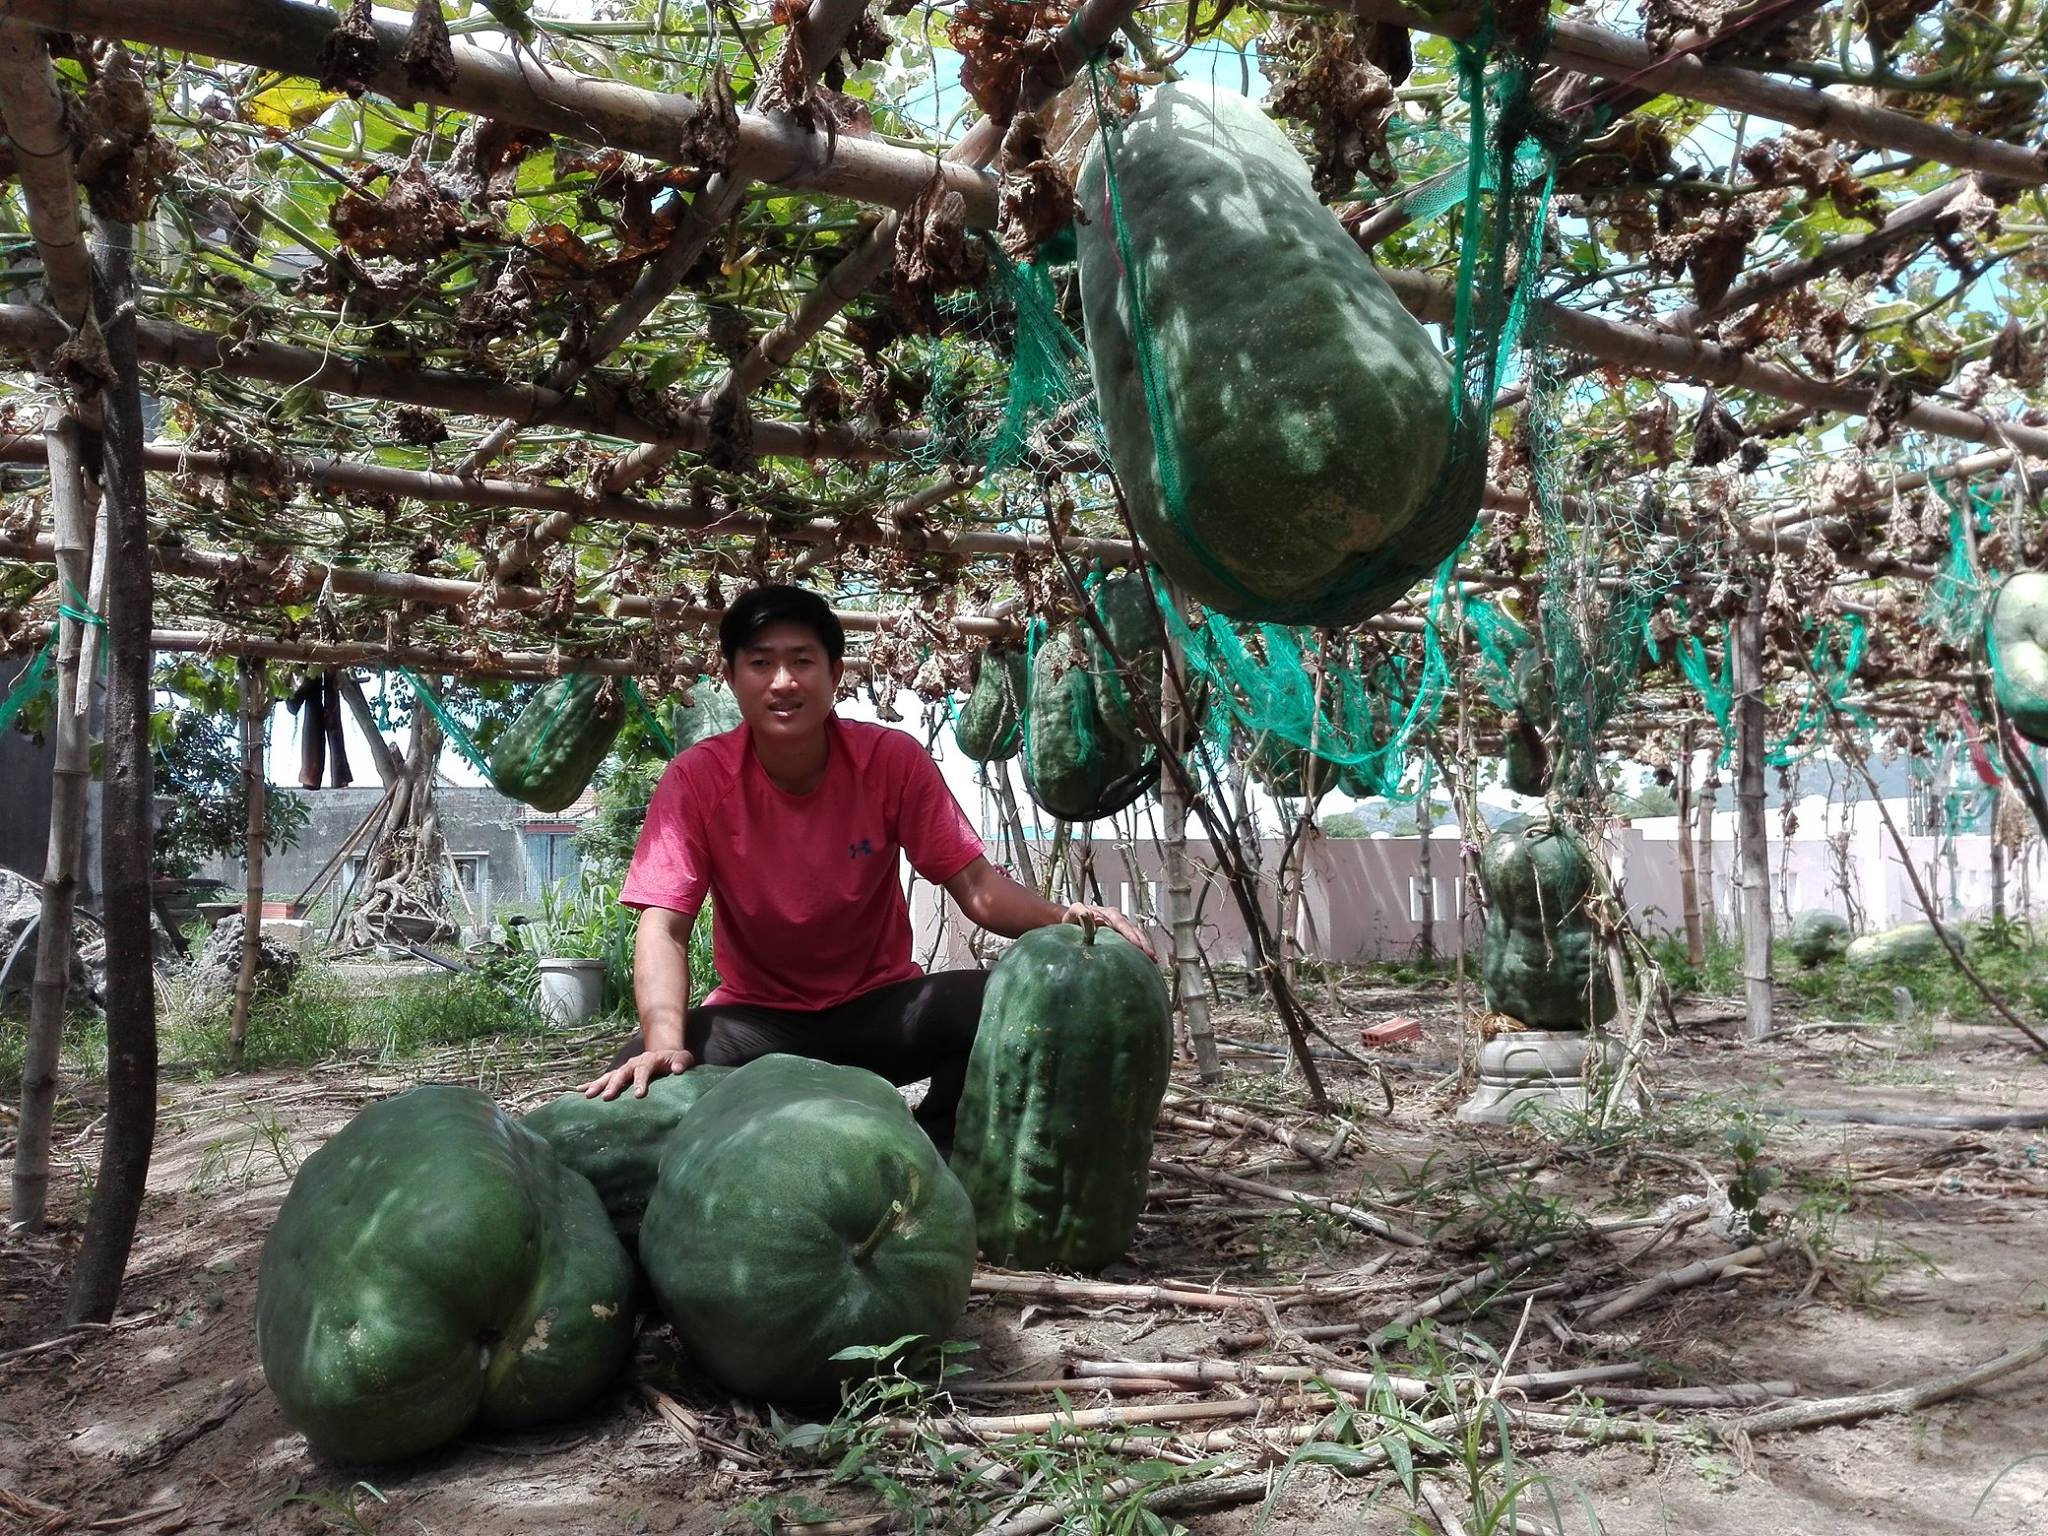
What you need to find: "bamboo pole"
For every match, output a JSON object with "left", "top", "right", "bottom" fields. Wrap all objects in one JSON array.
[
  {"left": 12, "top": 408, "right": 98, "bottom": 1233},
  {"left": 1343, "top": 0, "right": 2048, "bottom": 184},
  {"left": 1157, "top": 601, "right": 1218, "bottom": 1080},
  {"left": 0, "top": 534, "right": 1027, "bottom": 641},
  {"left": 0, "top": 22, "right": 90, "bottom": 321},
  {"left": 65, "top": 221, "right": 157, "bottom": 1327},
  {"left": 4, "top": 0, "right": 999, "bottom": 220},
  {"left": 228, "top": 659, "right": 267, "bottom": 1069},
  {"left": 0, "top": 304, "right": 934, "bottom": 467},
  {"left": 0, "top": 437, "right": 1132, "bottom": 565},
  {"left": 1375, "top": 270, "right": 2048, "bottom": 459},
  {"left": 1734, "top": 586, "right": 1772, "bottom": 1040},
  {"left": 1677, "top": 720, "right": 1704, "bottom": 966}
]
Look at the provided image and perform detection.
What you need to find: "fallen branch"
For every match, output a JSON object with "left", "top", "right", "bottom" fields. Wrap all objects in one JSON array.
[
  {"left": 1574, "top": 1238, "right": 1792, "bottom": 1327},
  {"left": 1372, "top": 1244, "right": 1559, "bottom": 1344},
  {"left": 1150, "top": 1162, "right": 1426, "bottom": 1247},
  {"left": 890, "top": 1392, "right": 1340, "bottom": 1440},
  {"left": 970, "top": 1271, "right": 1257, "bottom": 1312},
  {"left": 1162, "top": 1093, "right": 1337, "bottom": 1167},
  {"left": 1067, "top": 1358, "right": 1646, "bottom": 1402},
  {"left": 1721, "top": 1334, "right": 2048, "bottom": 1437}
]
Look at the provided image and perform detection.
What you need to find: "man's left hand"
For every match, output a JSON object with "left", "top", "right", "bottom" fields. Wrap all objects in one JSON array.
[{"left": 1061, "top": 902, "right": 1156, "bottom": 960}]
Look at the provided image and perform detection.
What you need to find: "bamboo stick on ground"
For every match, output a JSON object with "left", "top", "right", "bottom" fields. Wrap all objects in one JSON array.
[
  {"left": 1575, "top": 1238, "right": 1792, "bottom": 1326},
  {"left": 969, "top": 1271, "right": 1258, "bottom": 1312},
  {"left": 887, "top": 1392, "right": 1343, "bottom": 1440},
  {"left": 1150, "top": 1161, "right": 1426, "bottom": 1247},
  {"left": 1720, "top": 1334, "right": 2048, "bottom": 1437},
  {"left": 1067, "top": 1359, "right": 1646, "bottom": 1401},
  {"left": 1162, "top": 1094, "right": 1336, "bottom": 1167}
]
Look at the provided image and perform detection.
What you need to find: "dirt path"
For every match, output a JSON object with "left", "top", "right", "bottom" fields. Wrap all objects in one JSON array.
[{"left": 3, "top": 997, "right": 2044, "bottom": 1535}]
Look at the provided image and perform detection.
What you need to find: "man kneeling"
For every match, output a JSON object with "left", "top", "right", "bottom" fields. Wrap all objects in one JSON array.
[{"left": 582, "top": 583, "right": 1148, "bottom": 1150}]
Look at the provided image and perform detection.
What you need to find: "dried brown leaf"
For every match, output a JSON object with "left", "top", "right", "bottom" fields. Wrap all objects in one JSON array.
[
  {"left": 1264, "top": 15, "right": 1398, "bottom": 200},
  {"left": 318, "top": 0, "right": 381, "bottom": 98},
  {"left": 399, "top": 0, "right": 456, "bottom": 95},
  {"left": 679, "top": 70, "right": 740, "bottom": 174},
  {"left": 996, "top": 111, "right": 1074, "bottom": 260},
  {"left": 75, "top": 46, "right": 180, "bottom": 224},
  {"left": 950, "top": 0, "right": 1073, "bottom": 122}
]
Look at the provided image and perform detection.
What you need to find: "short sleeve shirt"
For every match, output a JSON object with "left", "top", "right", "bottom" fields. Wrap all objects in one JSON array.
[{"left": 619, "top": 715, "right": 985, "bottom": 1010}]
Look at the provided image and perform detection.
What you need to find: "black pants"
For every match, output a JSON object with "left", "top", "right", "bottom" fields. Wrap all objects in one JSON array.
[{"left": 610, "top": 969, "right": 989, "bottom": 1150}]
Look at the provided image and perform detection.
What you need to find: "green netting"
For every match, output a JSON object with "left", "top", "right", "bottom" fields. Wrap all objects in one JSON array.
[
  {"left": 1466, "top": 596, "right": 1530, "bottom": 712},
  {"left": 396, "top": 666, "right": 493, "bottom": 777},
  {"left": 1668, "top": 608, "right": 1869, "bottom": 768},
  {"left": 624, "top": 677, "right": 676, "bottom": 758},
  {"left": 1928, "top": 478, "right": 2001, "bottom": 649}
]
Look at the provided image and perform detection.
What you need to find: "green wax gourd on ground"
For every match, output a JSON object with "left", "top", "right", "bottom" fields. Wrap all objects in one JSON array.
[
  {"left": 1991, "top": 573, "right": 2048, "bottom": 744},
  {"left": 490, "top": 674, "right": 626, "bottom": 813},
  {"left": 637, "top": 1055, "right": 978, "bottom": 1404},
  {"left": 1077, "top": 84, "right": 1466, "bottom": 625},
  {"left": 950, "top": 923, "right": 1174, "bottom": 1273},
  {"left": 256, "top": 1085, "right": 637, "bottom": 1462},
  {"left": 522, "top": 1066, "right": 732, "bottom": 1245},
  {"left": 1788, "top": 910, "right": 1851, "bottom": 968},
  {"left": 953, "top": 644, "right": 1028, "bottom": 762},
  {"left": 1479, "top": 822, "right": 1617, "bottom": 1030},
  {"left": 1845, "top": 922, "right": 1960, "bottom": 968}
]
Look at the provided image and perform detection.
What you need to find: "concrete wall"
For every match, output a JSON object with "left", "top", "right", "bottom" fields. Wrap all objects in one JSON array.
[
  {"left": 909, "top": 815, "right": 2038, "bottom": 966},
  {"left": 206, "top": 782, "right": 587, "bottom": 920}
]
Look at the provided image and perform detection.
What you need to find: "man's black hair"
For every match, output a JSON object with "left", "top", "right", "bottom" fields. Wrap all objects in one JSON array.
[{"left": 718, "top": 584, "right": 845, "bottom": 666}]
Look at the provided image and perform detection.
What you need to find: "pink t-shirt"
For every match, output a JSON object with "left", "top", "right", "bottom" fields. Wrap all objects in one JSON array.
[{"left": 620, "top": 715, "right": 985, "bottom": 1011}]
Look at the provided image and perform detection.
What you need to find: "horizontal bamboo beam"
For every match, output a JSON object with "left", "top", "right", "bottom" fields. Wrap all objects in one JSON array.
[
  {"left": 0, "top": 303, "right": 924, "bottom": 465},
  {"left": 5, "top": 0, "right": 998, "bottom": 222},
  {"left": 0, "top": 436, "right": 1140, "bottom": 564},
  {"left": 0, "top": 22, "right": 91, "bottom": 322},
  {"left": 1346, "top": 0, "right": 2048, "bottom": 185},
  {"left": 0, "top": 532, "right": 1026, "bottom": 641},
  {"left": 1379, "top": 270, "right": 2048, "bottom": 458}
]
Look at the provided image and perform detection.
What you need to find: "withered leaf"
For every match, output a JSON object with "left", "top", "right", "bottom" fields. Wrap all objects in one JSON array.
[
  {"left": 950, "top": 0, "right": 1071, "bottom": 122},
  {"left": 399, "top": 0, "right": 456, "bottom": 95},
  {"left": 1689, "top": 391, "right": 1746, "bottom": 468},
  {"left": 76, "top": 46, "right": 180, "bottom": 224},
  {"left": 679, "top": 70, "right": 740, "bottom": 175},
  {"left": 892, "top": 172, "right": 989, "bottom": 308},
  {"left": 318, "top": 0, "right": 381, "bottom": 98},
  {"left": 996, "top": 111, "right": 1074, "bottom": 260}
]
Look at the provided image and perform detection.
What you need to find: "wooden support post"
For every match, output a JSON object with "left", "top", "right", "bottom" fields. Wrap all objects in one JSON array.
[
  {"left": 66, "top": 222, "right": 157, "bottom": 1326},
  {"left": 1416, "top": 774, "right": 1436, "bottom": 966},
  {"left": 1676, "top": 720, "right": 1703, "bottom": 966},
  {"left": 228, "top": 659, "right": 267, "bottom": 1069},
  {"left": 1158, "top": 635, "right": 1217, "bottom": 1080},
  {"left": 1734, "top": 588, "right": 1773, "bottom": 1041},
  {"left": 1699, "top": 770, "right": 1720, "bottom": 945},
  {"left": 13, "top": 408, "right": 97, "bottom": 1233}
]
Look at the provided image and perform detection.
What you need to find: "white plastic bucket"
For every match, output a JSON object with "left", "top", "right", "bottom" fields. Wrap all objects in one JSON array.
[{"left": 535, "top": 957, "right": 606, "bottom": 1025}]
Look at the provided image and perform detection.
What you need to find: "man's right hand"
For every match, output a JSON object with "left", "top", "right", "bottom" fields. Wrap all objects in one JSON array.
[{"left": 581, "top": 1047, "right": 695, "bottom": 1100}]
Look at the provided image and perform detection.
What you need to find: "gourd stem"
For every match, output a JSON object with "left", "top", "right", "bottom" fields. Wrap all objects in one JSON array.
[
  {"left": 1079, "top": 909, "right": 1098, "bottom": 945},
  {"left": 852, "top": 1198, "right": 906, "bottom": 1264}
]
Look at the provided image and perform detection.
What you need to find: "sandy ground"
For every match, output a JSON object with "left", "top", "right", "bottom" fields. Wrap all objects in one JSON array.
[{"left": 4, "top": 983, "right": 2046, "bottom": 1535}]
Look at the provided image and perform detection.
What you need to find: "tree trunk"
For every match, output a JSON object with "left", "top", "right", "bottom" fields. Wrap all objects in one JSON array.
[
  {"left": 1735, "top": 591, "right": 1772, "bottom": 1040},
  {"left": 229, "top": 659, "right": 266, "bottom": 1068},
  {"left": 335, "top": 669, "right": 400, "bottom": 787},
  {"left": 13, "top": 407, "right": 98, "bottom": 1232},
  {"left": 346, "top": 704, "right": 453, "bottom": 950},
  {"left": 1676, "top": 720, "right": 1703, "bottom": 965},
  {"left": 1416, "top": 775, "right": 1436, "bottom": 965},
  {"left": 67, "top": 222, "right": 157, "bottom": 1326},
  {"left": 988, "top": 754, "right": 1035, "bottom": 889},
  {"left": 1992, "top": 838, "right": 2007, "bottom": 926}
]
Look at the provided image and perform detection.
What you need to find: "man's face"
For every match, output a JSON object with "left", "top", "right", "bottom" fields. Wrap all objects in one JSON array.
[{"left": 726, "top": 619, "right": 841, "bottom": 744}]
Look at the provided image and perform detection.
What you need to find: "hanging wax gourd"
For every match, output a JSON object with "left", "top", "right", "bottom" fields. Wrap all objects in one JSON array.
[
  {"left": 1479, "top": 820, "right": 1616, "bottom": 1030},
  {"left": 1990, "top": 573, "right": 2048, "bottom": 744},
  {"left": 1023, "top": 621, "right": 1154, "bottom": 821},
  {"left": 670, "top": 675, "right": 742, "bottom": 754},
  {"left": 1503, "top": 650, "right": 1556, "bottom": 797},
  {"left": 490, "top": 674, "right": 626, "bottom": 813},
  {"left": 1076, "top": 85, "right": 1470, "bottom": 626},
  {"left": 953, "top": 644, "right": 1027, "bottom": 762}
]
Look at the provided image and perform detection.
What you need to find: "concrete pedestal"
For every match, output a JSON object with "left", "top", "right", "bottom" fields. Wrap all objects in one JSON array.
[{"left": 1457, "top": 1029, "right": 1623, "bottom": 1127}]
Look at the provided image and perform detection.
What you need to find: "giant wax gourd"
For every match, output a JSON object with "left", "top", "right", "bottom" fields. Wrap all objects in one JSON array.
[
  {"left": 1991, "top": 573, "right": 2048, "bottom": 744},
  {"left": 1077, "top": 86, "right": 1469, "bottom": 626},
  {"left": 256, "top": 1086, "right": 636, "bottom": 1462},
  {"left": 1480, "top": 822, "right": 1616, "bottom": 1030},
  {"left": 950, "top": 922, "right": 1173, "bottom": 1273},
  {"left": 490, "top": 674, "right": 625, "bottom": 812}
]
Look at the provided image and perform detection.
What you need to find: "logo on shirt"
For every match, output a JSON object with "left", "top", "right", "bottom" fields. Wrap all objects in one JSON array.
[{"left": 848, "top": 838, "right": 875, "bottom": 860}]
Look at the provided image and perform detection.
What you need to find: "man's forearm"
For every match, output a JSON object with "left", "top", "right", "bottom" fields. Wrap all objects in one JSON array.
[
  {"left": 963, "top": 871, "right": 1068, "bottom": 938},
  {"left": 634, "top": 911, "right": 693, "bottom": 1052}
]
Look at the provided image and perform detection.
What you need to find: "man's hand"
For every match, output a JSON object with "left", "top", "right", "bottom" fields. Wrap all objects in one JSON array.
[
  {"left": 1062, "top": 902, "right": 1156, "bottom": 960},
  {"left": 581, "top": 1047, "right": 695, "bottom": 1100}
]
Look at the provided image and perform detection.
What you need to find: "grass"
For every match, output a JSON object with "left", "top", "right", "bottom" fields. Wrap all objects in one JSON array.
[{"left": 154, "top": 963, "right": 554, "bottom": 1078}]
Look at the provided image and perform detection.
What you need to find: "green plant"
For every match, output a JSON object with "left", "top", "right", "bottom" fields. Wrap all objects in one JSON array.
[
  {"left": 149, "top": 659, "right": 310, "bottom": 879},
  {"left": 190, "top": 1112, "right": 300, "bottom": 1196},
  {"left": 269, "top": 1480, "right": 390, "bottom": 1535},
  {"left": 638, "top": 1056, "right": 977, "bottom": 1404},
  {"left": 1722, "top": 1111, "right": 1782, "bottom": 1237},
  {"left": 950, "top": 922, "right": 1173, "bottom": 1273},
  {"left": 257, "top": 1085, "right": 636, "bottom": 1462}
]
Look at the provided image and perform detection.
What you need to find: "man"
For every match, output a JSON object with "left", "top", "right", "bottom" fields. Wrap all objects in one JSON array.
[{"left": 582, "top": 584, "right": 1150, "bottom": 1149}]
